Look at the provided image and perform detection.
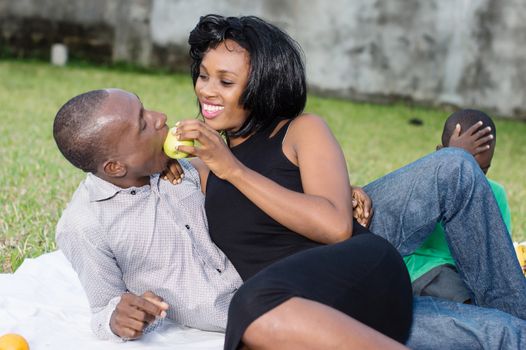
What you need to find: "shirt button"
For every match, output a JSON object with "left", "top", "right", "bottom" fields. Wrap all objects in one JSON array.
[
  {"left": 130, "top": 190, "right": 136, "bottom": 195},
  {"left": 217, "top": 269, "right": 222, "bottom": 274},
  {"left": 185, "top": 225, "right": 190, "bottom": 229}
]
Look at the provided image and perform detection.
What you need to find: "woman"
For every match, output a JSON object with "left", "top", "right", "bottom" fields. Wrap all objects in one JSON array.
[{"left": 172, "top": 14, "right": 413, "bottom": 350}]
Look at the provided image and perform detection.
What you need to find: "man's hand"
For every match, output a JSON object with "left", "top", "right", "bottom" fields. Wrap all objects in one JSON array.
[
  {"left": 352, "top": 186, "right": 373, "bottom": 228},
  {"left": 110, "top": 291, "right": 169, "bottom": 340},
  {"left": 448, "top": 122, "right": 493, "bottom": 156},
  {"left": 162, "top": 159, "right": 185, "bottom": 184}
]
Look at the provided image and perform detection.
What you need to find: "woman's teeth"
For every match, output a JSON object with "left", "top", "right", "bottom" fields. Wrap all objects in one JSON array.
[{"left": 203, "top": 104, "right": 224, "bottom": 112}]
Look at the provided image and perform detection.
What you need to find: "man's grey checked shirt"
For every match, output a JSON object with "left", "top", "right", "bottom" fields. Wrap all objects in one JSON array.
[{"left": 56, "top": 160, "right": 242, "bottom": 340}]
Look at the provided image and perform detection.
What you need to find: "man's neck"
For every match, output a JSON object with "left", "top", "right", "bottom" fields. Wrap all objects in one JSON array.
[{"left": 94, "top": 173, "right": 150, "bottom": 188}]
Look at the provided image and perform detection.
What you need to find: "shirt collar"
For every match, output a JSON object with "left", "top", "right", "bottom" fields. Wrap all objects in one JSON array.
[{"left": 85, "top": 173, "right": 161, "bottom": 202}]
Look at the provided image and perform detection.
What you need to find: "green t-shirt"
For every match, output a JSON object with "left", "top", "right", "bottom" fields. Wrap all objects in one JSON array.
[{"left": 403, "top": 179, "right": 512, "bottom": 282}]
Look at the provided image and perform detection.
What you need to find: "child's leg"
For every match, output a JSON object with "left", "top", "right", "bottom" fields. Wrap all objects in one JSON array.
[{"left": 364, "top": 148, "right": 526, "bottom": 319}]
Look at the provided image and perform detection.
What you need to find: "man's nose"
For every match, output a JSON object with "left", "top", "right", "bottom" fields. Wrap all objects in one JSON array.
[{"left": 154, "top": 112, "right": 167, "bottom": 130}]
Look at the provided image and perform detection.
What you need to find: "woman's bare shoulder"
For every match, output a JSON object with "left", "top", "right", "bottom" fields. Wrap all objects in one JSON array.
[{"left": 288, "top": 113, "right": 332, "bottom": 139}]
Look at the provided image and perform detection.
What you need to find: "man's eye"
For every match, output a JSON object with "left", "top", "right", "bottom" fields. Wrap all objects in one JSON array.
[{"left": 198, "top": 74, "right": 208, "bottom": 80}]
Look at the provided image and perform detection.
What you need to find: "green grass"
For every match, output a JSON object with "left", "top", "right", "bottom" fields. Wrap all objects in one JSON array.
[{"left": 1, "top": 60, "right": 525, "bottom": 272}]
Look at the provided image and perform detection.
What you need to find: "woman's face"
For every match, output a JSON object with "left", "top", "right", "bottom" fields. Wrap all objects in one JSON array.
[{"left": 195, "top": 39, "right": 251, "bottom": 133}]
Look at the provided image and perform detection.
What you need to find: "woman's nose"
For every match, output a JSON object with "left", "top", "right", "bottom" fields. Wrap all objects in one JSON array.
[{"left": 199, "top": 80, "right": 217, "bottom": 98}]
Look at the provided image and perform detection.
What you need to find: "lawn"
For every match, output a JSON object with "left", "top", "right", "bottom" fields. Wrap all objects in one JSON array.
[{"left": 1, "top": 60, "right": 525, "bottom": 272}]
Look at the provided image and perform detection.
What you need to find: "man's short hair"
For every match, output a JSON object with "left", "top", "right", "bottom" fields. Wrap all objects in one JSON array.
[
  {"left": 53, "top": 90, "right": 109, "bottom": 173},
  {"left": 442, "top": 109, "right": 496, "bottom": 147}
]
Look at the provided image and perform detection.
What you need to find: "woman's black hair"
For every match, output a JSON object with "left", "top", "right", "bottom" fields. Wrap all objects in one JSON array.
[{"left": 188, "top": 14, "right": 307, "bottom": 137}]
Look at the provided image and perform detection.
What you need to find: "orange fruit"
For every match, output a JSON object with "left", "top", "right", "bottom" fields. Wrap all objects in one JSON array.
[{"left": 0, "top": 333, "right": 30, "bottom": 350}]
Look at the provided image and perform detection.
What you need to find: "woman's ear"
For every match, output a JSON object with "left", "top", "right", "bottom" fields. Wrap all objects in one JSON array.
[{"left": 102, "top": 160, "right": 127, "bottom": 178}]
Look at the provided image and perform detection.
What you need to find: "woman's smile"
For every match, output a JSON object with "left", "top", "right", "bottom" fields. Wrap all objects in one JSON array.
[
  {"left": 201, "top": 102, "right": 225, "bottom": 119},
  {"left": 195, "top": 39, "right": 250, "bottom": 133}
]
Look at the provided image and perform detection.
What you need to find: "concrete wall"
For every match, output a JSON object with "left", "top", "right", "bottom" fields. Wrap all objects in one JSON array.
[{"left": 1, "top": 0, "right": 525, "bottom": 118}]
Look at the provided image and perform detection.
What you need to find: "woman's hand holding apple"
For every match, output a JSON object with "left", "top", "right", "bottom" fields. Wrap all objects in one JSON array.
[{"left": 173, "top": 119, "right": 243, "bottom": 180}]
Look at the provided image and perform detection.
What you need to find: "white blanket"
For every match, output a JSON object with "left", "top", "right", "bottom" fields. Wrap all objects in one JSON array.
[{"left": 0, "top": 251, "right": 224, "bottom": 349}]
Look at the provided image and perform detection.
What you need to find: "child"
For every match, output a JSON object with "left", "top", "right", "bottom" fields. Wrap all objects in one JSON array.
[{"left": 403, "top": 109, "right": 513, "bottom": 302}]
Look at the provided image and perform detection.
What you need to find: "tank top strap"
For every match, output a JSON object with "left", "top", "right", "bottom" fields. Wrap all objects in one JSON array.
[{"left": 267, "top": 119, "right": 293, "bottom": 144}]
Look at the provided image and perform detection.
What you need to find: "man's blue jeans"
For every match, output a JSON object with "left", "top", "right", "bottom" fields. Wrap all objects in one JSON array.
[
  {"left": 408, "top": 297, "right": 526, "bottom": 349},
  {"left": 363, "top": 148, "right": 526, "bottom": 319}
]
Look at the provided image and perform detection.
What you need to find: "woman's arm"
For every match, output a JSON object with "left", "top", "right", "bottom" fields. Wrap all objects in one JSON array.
[{"left": 176, "top": 116, "right": 353, "bottom": 244}]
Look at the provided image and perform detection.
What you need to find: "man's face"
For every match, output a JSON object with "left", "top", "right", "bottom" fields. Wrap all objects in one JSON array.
[{"left": 99, "top": 89, "right": 170, "bottom": 179}]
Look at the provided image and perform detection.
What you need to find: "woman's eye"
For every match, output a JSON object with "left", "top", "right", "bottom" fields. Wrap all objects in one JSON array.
[{"left": 221, "top": 80, "right": 233, "bottom": 86}]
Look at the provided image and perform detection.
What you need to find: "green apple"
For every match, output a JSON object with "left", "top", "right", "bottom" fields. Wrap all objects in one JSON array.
[{"left": 163, "top": 127, "right": 195, "bottom": 159}]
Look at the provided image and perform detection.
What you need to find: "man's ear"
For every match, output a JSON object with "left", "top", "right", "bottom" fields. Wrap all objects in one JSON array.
[
  {"left": 436, "top": 144, "right": 444, "bottom": 151},
  {"left": 102, "top": 160, "right": 127, "bottom": 178}
]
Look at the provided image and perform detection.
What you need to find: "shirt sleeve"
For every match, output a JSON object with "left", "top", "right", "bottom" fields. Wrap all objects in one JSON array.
[
  {"left": 91, "top": 297, "right": 124, "bottom": 342},
  {"left": 56, "top": 211, "right": 127, "bottom": 341},
  {"left": 179, "top": 159, "right": 201, "bottom": 189}
]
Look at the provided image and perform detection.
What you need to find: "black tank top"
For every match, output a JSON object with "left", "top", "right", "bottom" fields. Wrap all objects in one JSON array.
[{"left": 206, "top": 120, "right": 322, "bottom": 281}]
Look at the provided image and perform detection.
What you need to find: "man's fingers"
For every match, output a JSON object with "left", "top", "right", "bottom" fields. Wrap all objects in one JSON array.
[
  {"left": 131, "top": 296, "right": 165, "bottom": 317},
  {"left": 118, "top": 294, "right": 159, "bottom": 320},
  {"left": 352, "top": 187, "right": 372, "bottom": 218},
  {"left": 142, "top": 291, "right": 169, "bottom": 317},
  {"left": 170, "top": 161, "right": 184, "bottom": 178},
  {"left": 111, "top": 306, "right": 149, "bottom": 340},
  {"left": 122, "top": 292, "right": 165, "bottom": 318},
  {"left": 361, "top": 195, "right": 371, "bottom": 218},
  {"left": 119, "top": 326, "right": 144, "bottom": 340},
  {"left": 128, "top": 305, "right": 157, "bottom": 324},
  {"left": 115, "top": 307, "right": 151, "bottom": 330}
]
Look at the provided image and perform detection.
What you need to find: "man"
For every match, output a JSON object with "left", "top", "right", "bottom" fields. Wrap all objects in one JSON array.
[{"left": 54, "top": 88, "right": 242, "bottom": 341}]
